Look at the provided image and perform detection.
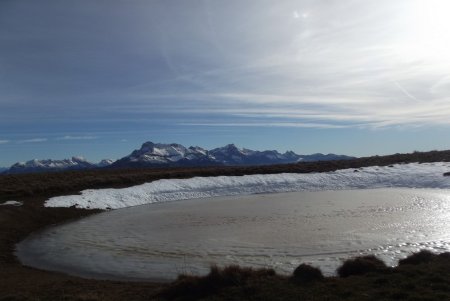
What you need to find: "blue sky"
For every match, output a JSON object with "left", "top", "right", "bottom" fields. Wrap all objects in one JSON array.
[{"left": 1, "top": 0, "right": 450, "bottom": 166}]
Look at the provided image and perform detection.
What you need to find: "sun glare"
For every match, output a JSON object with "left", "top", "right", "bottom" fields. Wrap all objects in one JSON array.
[{"left": 395, "top": 0, "right": 450, "bottom": 63}]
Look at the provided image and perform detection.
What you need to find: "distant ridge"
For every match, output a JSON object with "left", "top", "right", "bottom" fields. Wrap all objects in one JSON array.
[
  {"left": 111, "top": 141, "right": 354, "bottom": 169},
  {"left": 2, "top": 142, "right": 354, "bottom": 174},
  {"left": 3, "top": 157, "right": 115, "bottom": 175}
]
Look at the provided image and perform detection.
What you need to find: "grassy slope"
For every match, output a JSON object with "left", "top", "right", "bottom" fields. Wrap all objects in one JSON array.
[{"left": 0, "top": 149, "right": 449, "bottom": 300}]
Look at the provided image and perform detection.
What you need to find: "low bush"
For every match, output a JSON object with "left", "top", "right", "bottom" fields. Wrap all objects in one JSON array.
[
  {"left": 438, "top": 252, "right": 450, "bottom": 259},
  {"left": 162, "top": 265, "right": 276, "bottom": 300},
  {"left": 206, "top": 265, "right": 275, "bottom": 286},
  {"left": 398, "top": 250, "right": 435, "bottom": 265},
  {"left": 337, "top": 255, "right": 387, "bottom": 277},
  {"left": 292, "top": 264, "right": 324, "bottom": 283}
]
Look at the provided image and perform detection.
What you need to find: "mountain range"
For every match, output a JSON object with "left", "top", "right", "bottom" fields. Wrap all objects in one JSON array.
[
  {"left": 4, "top": 157, "right": 115, "bottom": 175},
  {"left": 2, "top": 142, "right": 354, "bottom": 174}
]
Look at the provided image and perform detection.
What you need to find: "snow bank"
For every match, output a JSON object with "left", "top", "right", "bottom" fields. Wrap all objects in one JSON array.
[{"left": 45, "top": 163, "right": 450, "bottom": 209}]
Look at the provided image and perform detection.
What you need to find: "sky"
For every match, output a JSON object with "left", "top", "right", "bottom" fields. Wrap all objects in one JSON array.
[{"left": 1, "top": 0, "right": 450, "bottom": 166}]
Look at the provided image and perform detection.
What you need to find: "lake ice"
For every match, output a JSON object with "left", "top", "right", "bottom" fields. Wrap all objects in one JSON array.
[{"left": 17, "top": 188, "right": 450, "bottom": 281}]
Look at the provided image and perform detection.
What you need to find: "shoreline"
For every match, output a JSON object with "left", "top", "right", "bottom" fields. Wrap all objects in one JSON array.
[
  {"left": 17, "top": 187, "right": 450, "bottom": 283},
  {"left": 0, "top": 197, "right": 165, "bottom": 300}
]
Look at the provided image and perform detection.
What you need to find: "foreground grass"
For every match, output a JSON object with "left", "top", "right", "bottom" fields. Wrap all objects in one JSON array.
[
  {"left": 2, "top": 250, "right": 449, "bottom": 300},
  {"left": 162, "top": 251, "right": 450, "bottom": 301}
]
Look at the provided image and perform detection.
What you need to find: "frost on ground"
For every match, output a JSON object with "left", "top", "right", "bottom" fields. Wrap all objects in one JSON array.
[
  {"left": 0, "top": 200, "right": 23, "bottom": 206},
  {"left": 45, "top": 163, "right": 450, "bottom": 209}
]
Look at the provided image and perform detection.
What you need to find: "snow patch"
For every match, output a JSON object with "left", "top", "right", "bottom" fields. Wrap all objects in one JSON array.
[
  {"left": 0, "top": 200, "right": 23, "bottom": 206},
  {"left": 45, "top": 163, "right": 450, "bottom": 210}
]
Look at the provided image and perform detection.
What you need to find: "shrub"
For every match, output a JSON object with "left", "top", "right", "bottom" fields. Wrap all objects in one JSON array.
[
  {"left": 337, "top": 255, "right": 387, "bottom": 277},
  {"left": 292, "top": 264, "right": 324, "bottom": 282},
  {"left": 438, "top": 252, "right": 450, "bottom": 259},
  {"left": 162, "top": 265, "right": 276, "bottom": 300},
  {"left": 218, "top": 265, "right": 275, "bottom": 284},
  {"left": 398, "top": 250, "right": 435, "bottom": 265}
]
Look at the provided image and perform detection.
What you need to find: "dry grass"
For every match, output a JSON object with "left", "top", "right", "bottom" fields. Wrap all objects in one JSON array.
[
  {"left": 292, "top": 264, "right": 324, "bottom": 283},
  {"left": 162, "top": 252, "right": 450, "bottom": 301},
  {"left": 162, "top": 265, "right": 276, "bottom": 300},
  {"left": 398, "top": 250, "right": 435, "bottom": 265},
  {"left": 337, "top": 255, "right": 388, "bottom": 278}
]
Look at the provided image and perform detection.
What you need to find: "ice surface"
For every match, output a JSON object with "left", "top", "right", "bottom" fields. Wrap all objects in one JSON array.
[
  {"left": 20, "top": 188, "right": 450, "bottom": 281},
  {"left": 45, "top": 162, "right": 450, "bottom": 209}
]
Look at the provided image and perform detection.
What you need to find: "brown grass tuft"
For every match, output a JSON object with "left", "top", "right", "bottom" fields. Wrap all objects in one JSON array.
[
  {"left": 162, "top": 265, "right": 276, "bottom": 300},
  {"left": 292, "top": 264, "right": 324, "bottom": 283},
  {"left": 337, "top": 255, "right": 388, "bottom": 278},
  {"left": 399, "top": 250, "right": 436, "bottom": 265}
]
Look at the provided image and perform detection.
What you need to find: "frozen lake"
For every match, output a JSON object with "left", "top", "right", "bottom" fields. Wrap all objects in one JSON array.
[{"left": 17, "top": 188, "right": 450, "bottom": 281}]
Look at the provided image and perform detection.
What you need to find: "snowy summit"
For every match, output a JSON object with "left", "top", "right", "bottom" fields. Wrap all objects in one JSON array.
[
  {"left": 111, "top": 141, "right": 353, "bottom": 168},
  {"left": 4, "top": 157, "right": 115, "bottom": 174}
]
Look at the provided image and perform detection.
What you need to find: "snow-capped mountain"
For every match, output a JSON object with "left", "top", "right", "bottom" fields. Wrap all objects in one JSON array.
[
  {"left": 208, "top": 144, "right": 297, "bottom": 165},
  {"left": 97, "top": 159, "right": 116, "bottom": 167},
  {"left": 208, "top": 144, "right": 355, "bottom": 165},
  {"left": 112, "top": 142, "right": 354, "bottom": 168},
  {"left": 112, "top": 142, "right": 217, "bottom": 168},
  {"left": 4, "top": 157, "right": 114, "bottom": 174},
  {"left": 2, "top": 142, "right": 354, "bottom": 174}
]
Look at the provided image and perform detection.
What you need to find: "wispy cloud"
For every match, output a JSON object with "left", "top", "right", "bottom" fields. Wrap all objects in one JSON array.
[
  {"left": 393, "top": 81, "right": 420, "bottom": 102},
  {"left": 18, "top": 138, "right": 48, "bottom": 143},
  {"left": 1, "top": 0, "right": 450, "bottom": 163},
  {"left": 0, "top": 140, "right": 9, "bottom": 144},
  {"left": 105, "top": 88, "right": 450, "bottom": 129},
  {"left": 179, "top": 122, "right": 348, "bottom": 129},
  {"left": 56, "top": 135, "right": 97, "bottom": 140}
]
